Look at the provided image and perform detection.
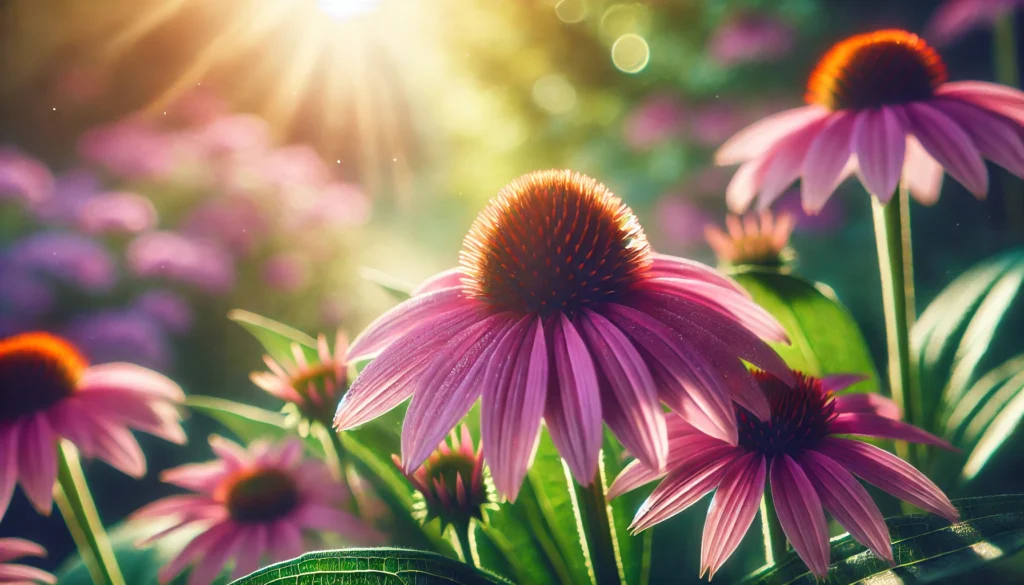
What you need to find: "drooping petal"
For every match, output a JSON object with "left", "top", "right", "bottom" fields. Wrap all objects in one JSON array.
[
  {"left": 346, "top": 287, "right": 471, "bottom": 360},
  {"left": 0, "top": 422, "right": 19, "bottom": 519},
  {"left": 209, "top": 435, "right": 251, "bottom": 472},
  {"left": 230, "top": 525, "right": 266, "bottom": 580},
  {"left": 482, "top": 317, "right": 548, "bottom": 501},
  {"left": 905, "top": 102, "right": 988, "bottom": 197},
  {"left": 649, "top": 360, "right": 736, "bottom": 443},
  {"left": 411, "top": 268, "right": 465, "bottom": 296},
  {"left": 401, "top": 314, "right": 513, "bottom": 473},
  {"left": 544, "top": 314, "right": 604, "bottom": 486},
  {"left": 609, "top": 460, "right": 665, "bottom": 500},
  {"left": 648, "top": 254, "right": 749, "bottom": 297},
  {"left": 829, "top": 413, "right": 955, "bottom": 449},
  {"left": 0, "top": 562, "right": 57, "bottom": 584},
  {"left": 78, "top": 363, "right": 184, "bottom": 402},
  {"left": 726, "top": 157, "right": 770, "bottom": 213},
  {"left": 335, "top": 305, "right": 486, "bottom": 430},
  {"left": 159, "top": 461, "right": 229, "bottom": 494},
  {"left": 933, "top": 99, "right": 1024, "bottom": 178},
  {"left": 579, "top": 310, "right": 666, "bottom": 471},
  {"left": 816, "top": 437, "right": 959, "bottom": 521},
  {"left": 903, "top": 136, "right": 945, "bottom": 205},
  {"left": 0, "top": 538, "right": 46, "bottom": 562},
  {"left": 800, "top": 111, "right": 856, "bottom": 213},
  {"left": 800, "top": 450, "right": 893, "bottom": 563},
  {"left": 820, "top": 374, "right": 868, "bottom": 394},
  {"left": 157, "top": 522, "right": 236, "bottom": 584},
  {"left": 53, "top": 406, "right": 147, "bottom": 477},
  {"left": 832, "top": 393, "right": 900, "bottom": 420},
  {"left": 770, "top": 455, "right": 830, "bottom": 578},
  {"left": 852, "top": 106, "right": 907, "bottom": 202},
  {"left": 937, "top": 81, "right": 1024, "bottom": 125},
  {"left": 17, "top": 415, "right": 58, "bottom": 515},
  {"left": 716, "top": 105, "right": 831, "bottom": 165},
  {"left": 187, "top": 527, "right": 243, "bottom": 585},
  {"left": 65, "top": 389, "right": 185, "bottom": 444},
  {"left": 700, "top": 452, "right": 767, "bottom": 579},
  {"left": 755, "top": 117, "right": 830, "bottom": 209},
  {"left": 266, "top": 519, "right": 305, "bottom": 562},
  {"left": 629, "top": 445, "right": 741, "bottom": 531}
]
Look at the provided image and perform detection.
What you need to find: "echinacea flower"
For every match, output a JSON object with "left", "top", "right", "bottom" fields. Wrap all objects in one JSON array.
[
  {"left": 393, "top": 424, "right": 490, "bottom": 529},
  {"left": 335, "top": 169, "right": 792, "bottom": 500},
  {"left": 0, "top": 538, "right": 56, "bottom": 584},
  {"left": 132, "top": 436, "right": 379, "bottom": 585},
  {"left": 704, "top": 210, "right": 795, "bottom": 268},
  {"left": 77, "top": 191, "right": 158, "bottom": 235},
  {"left": 615, "top": 370, "right": 958, "bottom": 579},
  {"left": 926, "top": 0, "right": 1024, "bottom": 45},
  {"left": 0, "top": 332, "right": 185, "bottom": 517},
  {"left": 250, "top": 330, "right": 349, "bottom": 425},
  {"left": 717, "top": 29, "right": 1024, "bottom": 213}
]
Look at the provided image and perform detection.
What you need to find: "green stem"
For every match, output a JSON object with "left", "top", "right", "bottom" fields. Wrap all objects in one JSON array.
[
  {"left": 760, "top": 490, "right": 787, "bottom": 565},
  {"left": 994, "top": 15, "right": 1023, "bottom": 238},
  {"left": 871, "top": 186, "right": 920, "bottom": 466},
  {"left": 55, "top": 441, "right": 126, "bottom": 585},
  {"left": 319, "top": 425, "right": 362, "bottom": 517},
  {"left": 570, "top": 459, "right": 623, "bottom": 585},
  {"left": 454, "top": 520, "right": 477, "bottom": 567}
]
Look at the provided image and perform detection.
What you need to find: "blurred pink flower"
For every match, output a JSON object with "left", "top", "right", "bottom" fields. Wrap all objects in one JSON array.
[
  {"left": 251, "top": 329, "right": 348, "bottom": 424},
  {"left": 167, "top": 86, "right": 228, "bottom": 126},
  {"left": 0, "top": 538, "right": 56, "bottom": 584},
  {"left": 623, "top": 95, "right": 686, "bottom": 150},
  {"left": 261, "top": 254, "right": 309, "bottom": 292},
  {"left": 709, "top": 14, "right": 795, "bottom": 67},
  {"left": 132, "top": 436, "right": 380, "bottom": 584},
  {"left": 53, "top": 64, "right": 107, "bottom": 104},
  {"left": 127, "top": 232, "right": 236, "bottom": 294},
  {"left": 689, "top": 103, "right": 746, "bottom": 148},
  {"left": 283, "top": 182, "right": 370, "bottom": 232},
  {"left": 77, "top": 191, "right": 158, "bottom": 235},
  {"left": 183, "top": 197, "right": 267, "bottom": 257},
  {"left": 0, "top": 332, "right": 185, "bottom": 517},
  {"left": 65, "top": 310, "right": 173, "bottom": 371},
  {"left": 0, "top": 264, "right": 54, "bottom": 318},
  {"left": 29, "top": 168, "right": 101, "bottom": 225},
  {"left": 193, "top": 114, "right": 272, "bottom": 158},
  {"left": 927, "top": 0, "right": 1024, "bottom": 44},
  {"left": 774, "top": 189, "right": 846, "bottom": 233},
  {"left": 0, "top": 148, "right": 53, "bottom": 206},
  {"left": 134, "top": 289, "right": 193, "bottom": 335},
  {"left": 704, "top": 210, "right": 795, "bottom": 267},
  {"left": 6, "top": 232, "right": 117, "bottom": 293},
  {"left": 78, "top": 119, "right": 177, "bottom": 180},
  {"left": 653, "top": 196, "right": 714, "bottom": 247},
  {"left": 261, "top": 145, "right": 331, "bottom": 189}
]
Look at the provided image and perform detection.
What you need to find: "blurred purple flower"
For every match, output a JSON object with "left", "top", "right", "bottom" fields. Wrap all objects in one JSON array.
[
  {"left": 774, "top": 189, "right": 847, "bottom": 233},
  {"left": 709, "top": 14, "right": 795, "bottom": 67},
  {"left": 689, "top": 103, "right": 746, "bottom": 148},
  {"left": 126, "top": 231, "right": 236, "bottom": 294},
  {"left": 623, "top": 95, "right": 686, "bottom": 150},
  {"left": 0, "top": 264, "right": 54, "bottom": 317},
  {"left": 653, "top": 195, "right": 715, "bottom": 247},
  {"left": 30, "top": 167, "right": 101, "bottom": 225},
  {"left": 64, "top": 310, "right": 172, "bottom": 371},
  {"left": 182, "top": 196, "right": 267, "bottom": 257},
  {"left": 6, "top": 232, "right": 117, "bottom": 292},
  {"left": 261, "top": 253, "right": 309, "bottom": 293},
  {"left": 78, "top": 118, "right": 176, "bottom": 180},
  {"left": 77, "top": 191, "right": 158, "bottom": 235},
  {"left": 133, "top": 289, "right": 193, "bottom": 335},
  {"left": 926, "top": 0, "right": 1024, "bottom": 44},
  {"left": 261, "top": 145, "right": 332, "bottom": 190},
  {"left": 0, "top": 147, "right": 53, "bottom": 206}
]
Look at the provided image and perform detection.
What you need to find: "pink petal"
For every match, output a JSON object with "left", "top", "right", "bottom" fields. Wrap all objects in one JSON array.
[
  {"left": 608, "top": 460, "right": 665, "bottom": 500},
  {"left": 230, "top": 525, "right": 267, "bottom": 580},
  {"left": 130, "top": 494, "right": 222, "bottom": 523},
  {"left": 482, "top": 317, "right": 548, "bottom": 501},
  {"left": 401, "top": 314, "right": 512, "bottom": 473},
  {"left": 79, "top": 363, "right": 184, "bottom": 402},
  {"left": 716, "top": 105, "right": 830, "bottom": 165},
  {"left": 0, "top": 538, "right": 46, "bottom": 562},
  {"left": 853, "top": 106, "right": 907, "bottom": 203},
  {"left": 800, "top": 450, "right": 893, "bottom": 563},
  {"left": 209, "top": 435, "right": 251, "bottom": 472},
  {"left": 266, "top": 519, "right": 305, "bottom": 562},
  {"left": 157, "top": 522, "right": 236, "bottom": 584},
  {"left": 0, "top": 562, "right": 57, "bottom": 584},
  {"left": 17, "top": 415, "right": 58, "bottom": 515},
  {"left": 905, "top": 102, "right": 988, "bottom": 197},
  {"left": 626, "top": 443, "right": 741, "bottom": 527},
  {"left": 933, "top": 99, "right": 1024, "bottom": 178},
  {"left": 67, "top": 389, "right": 185, "bottom": 444},
  {"left": 346, "top": 287, "right": 470, "bottom": 360},
  {"left": 903, "top": 136, "right": 945, "bottom": 205},
  {"left": 800, "top": 111, "right": 855, "bottom": 214},
  {"left": 830, "top": 413, "right": 955, "bottom": 449},
  {"left": 580, "top": 310, "right": 667, "bottom": 471},
  {"left": 770, "top": 455, "right": 830, "bottom": 578},
  {"left": 648, "top": 254, "right": 749, "bottom": 297},
  {"left": 726, "top": 157, "right": 770, "bottom": 213},
  {"left": 411, "top": 268, "right": 465, "bottom": 296},
  {"left": 820, "top": 373, "right": 868, "bottom": 394},
  {"left": 54, "top": 407, "right": 146, "bottom": 477},
  {"left": 937, "top": 81, "right": 1024, "bottom": 125},
  {"left": 159, "top": 461, "right": 228, "bottom": 493},
  {"left": 187, "top": 528, "right": 243, "bottom": 585},
  {"left": 649, "top": 361, "right": 736, "bottom": 443},
  {"left": 335, "top": 305, "right": 485, "bottom": 430},
  {"left": 0, "top": 423, "right": 19, "bottom": 520},
  {"left": 755, "top": 117, "right": 829, "bottom": 210},
  {"left": 832, "top": 393, "right": 900, "bottom": 420},
  {"left": 294, "top": 503, "right": 383, "bottom": 544},
  {"left": 700, "top": 452, "right": 766, "bottom": 579},
  {"left": 816, "top": 438, "right": 959, "bottom": 521},
  {"left": 544, "top": 314, "right": 604, "bottom": 486}
]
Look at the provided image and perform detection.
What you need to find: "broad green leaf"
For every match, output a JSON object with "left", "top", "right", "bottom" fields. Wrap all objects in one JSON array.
[
  {"left": 958, "top": 357, "right": 1024, "bottom": 480},
  {"left": 741, "top": 494, "right": 1024, "bottom": 585},
  {"left": 185, "top": 395, "right": 325, "bottom": 456},
  {"left": 227, "top": 548, "right": 514, "bottom": 585},
  {"left": 359, "top": 266, "right": 415, "bottom": 301},
  {"left": 732, "top": 270, "right": 879, "bottom": 392},
  {"left": 228, "top": 308, "right": 320, "bottom": 365}
]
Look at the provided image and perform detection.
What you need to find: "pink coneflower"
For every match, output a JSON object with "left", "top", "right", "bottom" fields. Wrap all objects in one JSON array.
[
  {"left": 132, "top": 436, "right": 379, "bottom": 584},
  {"left": 615, "top": 370, "right": 958, "bottom": 579},
  {"left": 708, "top": 14, "right": 795, "bottom": 67},
  {"left": 77, "top": 191, "right": 157, "bottom": 235},
  {"left": 393, "top": 424, "right": 490, "bottom": 529},
  {"left": 335, "top": 169, "right": 792, "bottom": 499},
  {"left": 0, "top": 538, "right": 56, "bottom": 584},
  {"left": 717, "top": 29, "right": 1024, "bottom": 213},
  {"left": 704, "top": 210, "right": 795, "bottom": 268},
  {"left": 126, "top": 232, "right": 236, "bottom": 295},
  {"left": 250, "top": 330, "right": 348, "bottom": 425},
  {"left": 0, "top": 332, "right": 185, "bottom": 518},
  {"left": 926, "top": 0, "right": 1024, "bottom": 45}
]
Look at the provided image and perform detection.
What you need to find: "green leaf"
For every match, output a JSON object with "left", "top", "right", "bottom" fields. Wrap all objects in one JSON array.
[
  {"left": 601, "top": 430, "right": 652, "bottom": 585},
  {"left": 956, "top": 355, "right": 1024, "bottom": 480},
  {"left": 732, "top": 270, "right": 879, "bottom": 392},
  {"left": 228, "top": 308, "right": 320, "bottom": 365},
  {"left": 741, "top": 494, "right": 1024, "bottom": 585},
  {"left": 227, "top": 548, "right": 515, "bottom": 585},
  {"left": 184, "top": 395, "right": 324, "bottom": 457},
  {"left": 359, "top": 266, "right": 415, "bottom": 301}
]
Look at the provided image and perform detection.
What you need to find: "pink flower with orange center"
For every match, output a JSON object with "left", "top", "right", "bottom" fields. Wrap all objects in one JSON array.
[
  {"left": 0, "top": 332, "right": 185, "bottom": 518},
  {"left": 250, "top": 331, "right": 349, "bottom": 425},
  {"left": 704, "top": 211, "right": 795, "bottom": 268}
]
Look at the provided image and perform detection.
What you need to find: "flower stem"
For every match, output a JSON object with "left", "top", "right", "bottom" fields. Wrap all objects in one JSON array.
[
  {"left": 871, "top": 186, "right": 920, "bottom": 466},
  {"left": 760, "top": 489, "right": 787, "bottom": 565},
  {"left": 321, "top": 425, "right": 362, "bottom": 517},
  {"left": 994, "top": 15, "right": 1023, "bottom": 238},
  {"left": 54, "top": 441, "right": 126, "bottom": 585},
  {"left": 570, "top": 459, "right": 623, "bottom": 585},
  {"left": 453, "top": 519, "right": 477, "bottom": 567}
]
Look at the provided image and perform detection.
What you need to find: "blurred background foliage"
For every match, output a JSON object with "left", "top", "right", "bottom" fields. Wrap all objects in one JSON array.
[{"left": 1, "top": 0, "right": 1022, "bottom": 582}]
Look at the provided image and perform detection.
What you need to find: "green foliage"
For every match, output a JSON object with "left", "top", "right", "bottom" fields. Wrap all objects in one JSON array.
[
  {"left": 359, "top": 266, "right": 415, "bottom": 301},
  {"left": 227, "top": 548, "right": 514, "bottom": 585},
  {"left": 732, "top": 269, "right": 879, "bottom": 391},
  {"left": 228, "top": 309, "right": 320, "bottom": 365},
  {"left": 742, "top": 494, "right": 1024, "bottom": 585}
]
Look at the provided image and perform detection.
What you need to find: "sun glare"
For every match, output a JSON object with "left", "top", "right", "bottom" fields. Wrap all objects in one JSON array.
[{"left": 316, "top": 0, "right": 380, "bottom": 19}]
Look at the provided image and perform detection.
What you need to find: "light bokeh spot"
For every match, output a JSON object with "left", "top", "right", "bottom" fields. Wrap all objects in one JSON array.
[
  {"left": 532, "top": 75, "right": 577, "bottom": 114},
  {"left": 611, "top": 34, "right": 650, "bottom": 73},
  {"left": 555, "top": 0, "right": 588, "bottom": 24}
]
